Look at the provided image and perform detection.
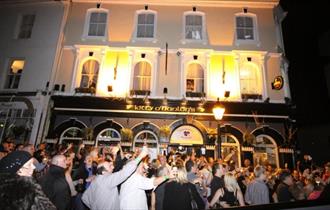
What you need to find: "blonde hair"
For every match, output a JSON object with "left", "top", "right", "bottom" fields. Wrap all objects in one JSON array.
[
  {"left": 224, "top": 172, "right": 240, "bottom": 192},
  {"left": 174, "top": 165, "right": 188, "bottom": 184}
]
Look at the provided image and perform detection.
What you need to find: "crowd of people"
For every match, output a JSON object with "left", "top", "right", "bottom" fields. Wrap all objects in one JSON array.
[{"left": 0, "top": 137, "right": 330, "bottom": 210}]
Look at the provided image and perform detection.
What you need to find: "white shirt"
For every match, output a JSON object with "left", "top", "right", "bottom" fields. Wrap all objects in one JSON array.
[{"left": 120, "top": 173, "right": 155, "bottom": 210}]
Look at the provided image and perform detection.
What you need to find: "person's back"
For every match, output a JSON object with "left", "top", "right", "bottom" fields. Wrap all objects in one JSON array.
[
  {"left": 245, "top": 165, "right": 270, "bottom": 205},
  {"left": 163, "top": 181, "right": 204, "bottom": 210},
  {"left": 276, "top": 170, "right": 295, "bottom": 203}
]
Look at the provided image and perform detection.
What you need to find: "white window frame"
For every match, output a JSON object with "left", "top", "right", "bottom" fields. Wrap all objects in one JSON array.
[
  {"left": 82, "top": 8, "right": 109, "bottom": 41},
  {"left": 78, "top": 59, "right": 100, "bottom": 89},
  {"left": 132, "top": 9, "right": 157, "bottom": 43},
  {"left": 60, "top": 127, "right": 83, "bottom": 144},
  {"left": 96, "top": 128, "right": 121, "bottom": 146},
  {"left": 185, "top": 62, "right": 205, "bottom": 94},
  {"left": 182, "top": 11, "right": 208, "bottom": 44},
  {"left": 4, "top": 58, "right": 25, "bottom": 90},
  {"left": 234, "top": 12, "right": 260, "bottom": 46},
  {"left": 131, "top": 59, "right": 153, "bottom": 94},
  {"left": 239, "top": 61, "right": 263, "bottom": 99}
]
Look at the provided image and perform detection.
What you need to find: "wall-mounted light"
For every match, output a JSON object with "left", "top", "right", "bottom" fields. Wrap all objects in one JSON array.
[
  {"left": 176, "top": 51, "right": 182, "bottom": 56},
  {"left": 141, "top": 53, "right": 146, "bottom": 58},
  {"left": 145, "top": 5, "right": 148, "bottom": 10},
  {"left": 193, "top": 55, "right": 198, "bottom": 60},
  {"left": 247, "top": 57, "right": 252, "bottom": 62},
  {"left": 224, "top": 91, "right": 230, "bottom": 98},
  {"left": 89, "top": 51, "right": 94, "bottom": 57},
  {"left": 107, "top": 85, "right": 113, "bottom": 92},
  {"left": 61, "top": 84, "right": 66, "bottom": 92},
  {"left": 163, "top": 87, "right": 168, "bottom": 94},
  {"left": 193, "top": 6, "right": 196, "bottom": 12},
  {"left": 243, "top": 8, "right": 248, "bottom": 13},
  {"left": 96, "top": 3, "right": 101, "bottom": 8},
  {"left": 181, "top": 95, "right": 187, "bottom": 106}
]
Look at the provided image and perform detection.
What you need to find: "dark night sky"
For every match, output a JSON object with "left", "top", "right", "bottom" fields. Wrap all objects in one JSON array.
[{"left": 280, "top": 0, "right": 330, "bottom": 126}]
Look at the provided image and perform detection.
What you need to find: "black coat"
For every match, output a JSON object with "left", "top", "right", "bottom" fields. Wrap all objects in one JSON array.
[
  {"left": 163, "top": 181, "right": 205, "bottom": 210},
  {"left": 39, "top": 165, "right": 71, "bottom": 210}
]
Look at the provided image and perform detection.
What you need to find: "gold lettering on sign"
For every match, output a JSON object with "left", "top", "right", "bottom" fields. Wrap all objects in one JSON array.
[{"left": 128, "top": 105, "right": 199, "bottom": 113}]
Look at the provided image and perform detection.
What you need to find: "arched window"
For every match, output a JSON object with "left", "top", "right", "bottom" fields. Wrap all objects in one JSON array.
[
  {"left": 221, "top": 135, "right": 241, "bottom": 168},
  {"left": 135, "top": 10, "right": 156, "bottom": 39},
  {"left": 186, "top": 63, "right": 204, "bottom": 97},
  {"left": 82, "top": 8, "right": 109, "bottom": 40},
  {"left": 183, "top": 11, "right": 206, "bottom": 42},
  {"left": 60, "top": 127, "right": 83, "bottom": 144},
  {"left": 239, "top": 62, "right": 262, "bottom": 99},
  {"left": 80, "top": 60, "right": 99, "bottom": 89},
  {"left": 96, "top": 128, "right": 121, "bottom": 146},
  {"left": 235, "top": 13, "right": 259, "bottom": 44},
  {"left": 133, "top": 130, "right": 158, "bottom": 159},
  {"left": 133, "top": 61, "right": 151, "bottom": 91},
  {"left": 254, "top": 135, "right": 279, "bottom": 168}
]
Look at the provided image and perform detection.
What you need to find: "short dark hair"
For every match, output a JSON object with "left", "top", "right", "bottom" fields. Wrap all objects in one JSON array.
[
  {"left": 185, "top": 160, "right": 195, "bottom": 172},
  {"left": 279, "top": 170, "right": 291, "bottom": 181}
]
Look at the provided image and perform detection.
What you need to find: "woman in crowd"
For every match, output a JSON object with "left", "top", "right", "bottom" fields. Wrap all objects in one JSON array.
[{"left": 163, "top": 164, "right": 205, "bottom": 210}]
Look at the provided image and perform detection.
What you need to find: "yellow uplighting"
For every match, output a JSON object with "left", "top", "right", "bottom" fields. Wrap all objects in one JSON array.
[
  {"left": 97, "top": 51, "right": 130, "bottom": 97},
  {"left": 209, "top": 54, "right": 240, "bottom": 100}
]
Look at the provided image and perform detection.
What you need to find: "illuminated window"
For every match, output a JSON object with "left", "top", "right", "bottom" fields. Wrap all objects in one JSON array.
[
  {"left": 5, "top": 59, "right": 25, "bottom": 89},
  {"left": 133, "top": 130, "right": 158, "bottom": 159},
  {"left": 133, "top": 61, "right": 151, "bottom": 91},
  {"left": 17, "top": 14, "right": 35, "bottom": 39},
  {"left": 83, "top": 8, "right": 109, "bottom": 40},
  {"left": 136, "top": 11, "right": 156, "bottom": 38},
  {"left": 235, "top": 13, "right": 259, "bottom": 44},
  {"left": 239, "top": 62, "right": 262, "bottom": 98},
  {"left": 183, "top": 11, "right": 206, "bottom": 42},
  {"left": 80, "top": 60, "right": 99, "bottom": 89},
  {"left": 254, "top": 135, "right": 278, "bottom": 167},
  {"left": 186, "top": 63, "right": 204, "bottom": 96}
]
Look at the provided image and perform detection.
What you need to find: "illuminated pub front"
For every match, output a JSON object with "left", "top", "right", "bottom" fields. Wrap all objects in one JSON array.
[{"left": 43, "top": 0, "right": 294, "bottom": 169}]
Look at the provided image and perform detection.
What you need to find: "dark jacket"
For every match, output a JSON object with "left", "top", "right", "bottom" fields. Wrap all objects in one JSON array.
[
  {"left": 39, "top": 165, "right": 71, "bottom": 210},
  {"left": 163, "top": 181, "right": 205, "bottom": 210},
  {"left": 276, "top": 182, "right": 295, "bottom": 202}
]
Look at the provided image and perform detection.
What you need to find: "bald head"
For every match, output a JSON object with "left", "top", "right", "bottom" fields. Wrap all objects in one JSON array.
[{"left": 51, "top": 155, "right": 67, "bottom": 169}]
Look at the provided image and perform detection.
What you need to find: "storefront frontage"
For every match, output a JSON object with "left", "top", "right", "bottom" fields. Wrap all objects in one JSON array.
[{"left": 45, "top": 96, "right": 295, "bottom": 169}]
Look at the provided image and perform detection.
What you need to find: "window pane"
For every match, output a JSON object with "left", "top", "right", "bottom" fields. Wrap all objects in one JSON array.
[
  {"left": 245, "top": 29, "right": 254, "bottom": 39},
  {"left": 236, "top": 17, "right": 244, "bottom": 27},
  {"left": 90, "top": 13, "right": 98, "bottom": 23},
  {"left": 245, "top": 17, "right": 253, "bottom": 27},
  {"left": 5, "top": 75, "right": 14, "bottom": 89},
  {"left": 145, "top": 25, "right": 154, "bottom": 37},
  {"left": 80, "top": 76, "right": 89, "bottom": 88},
  {"left": 146, "top": 14, "right": 154, "bottom": 24},
  {"left": 133, "top": 61, "right": 151, "bottom": 90},
  {"left": 237, "top": 28, "right": 245, "bottom": 39},
  {"left": 194, "top": 15, "right": 202, "bottom": 25},
  {"left": 138, "top": 14, "right": 146, "bottom": 24},
  {"left": 137, "top": 25, "right": 146, "bottom": 37},
  {"left": 185, "top": 26, "right": 193, "bottom": 39},
  {"left": 96, "top": 23, "right": 106, "bottom": 36},
  {"left": 88, "top": 24, "right": 97, "bottom": 36},
  {"left": 98, "top": 13, "right": 107, "bottom": 23}
]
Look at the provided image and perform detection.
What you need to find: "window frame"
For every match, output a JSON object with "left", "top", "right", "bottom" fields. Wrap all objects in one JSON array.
[
  {"left": 82, "top": 8, "right": 109, "bottom": 41},
  {"left": 239, "top": 61, "right": 263, "bottom": 100},
  {"left": 185, "top": 62, "right": 206, "bottom": 98},
  {"left": 182, "top": 11, "right": 208, "bottom": 44},
  {"left": 131, "top": 60, "right": 152, "bottom": 95},
  {"left": 4, "top": 58, "right": 25, "bottom": 90},
  {"left": 234, "top": 12, "right": 259, "bottom": 46},
  {"left": 132, "top": 9, "right": 157, "bottom": 43}
]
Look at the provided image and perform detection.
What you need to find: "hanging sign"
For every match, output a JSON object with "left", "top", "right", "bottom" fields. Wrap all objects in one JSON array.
[{"left": 271, "top": 76, "right": 284, "bottom": 90}]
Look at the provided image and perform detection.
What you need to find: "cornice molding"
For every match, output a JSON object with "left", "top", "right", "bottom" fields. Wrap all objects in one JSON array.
[{"left": 71, "top": 0, "right": 279, "bottom": 9}]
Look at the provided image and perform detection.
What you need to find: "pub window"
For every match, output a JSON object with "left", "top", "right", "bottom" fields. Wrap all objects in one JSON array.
[
  {"left": 135, "top": 10, "right": 156, "bottom": 39},
  {"left": 79, "top": 59, "right": 99, "bottom": 89},
  {"left": 132, "top": 61, "right": 151, "bottom": 95},
  {"left": 17, "top": 14, "right": 35, "bottom": 39},
  {"left": 60, "top": 127, "right": 83, "bottom": 145},
  {"left": 253, "top": 135, "right": 278, "bottom": 168},
  {"left": 5, "top": 59, "right": 25, "bottom": 89},
  {"left": 235, "top": 13, "right": 259, "bottom": 44},
  {"left": 83, "top": 8, "right": 109, "bottom": 40},
  {"left": 239, "top": 62, "right": 262, "bottom": 100},
  {"left": 183, "top": 11, "right": 206, "bottom": 42},
  {"left": 133, "top": 130, "right": 158, "bottom": 159},
  {"left": 96, "top": 128, "right": 121, "bottom": 146},
  {"left": 186, "top": 63, "right": 205, "bottom": 97},
  {"left": 221, "top": 135, "right": 241, "bottom": 168}
]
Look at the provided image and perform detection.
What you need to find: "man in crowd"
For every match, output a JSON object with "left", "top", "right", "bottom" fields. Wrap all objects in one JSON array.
[
  {"left": 208, "top": 162, "right": 227, "bottom": 201},
  {"left": 245, "top": 165, "right": 270, "bottom": 205},
  {"left": 82, "top": 146, "right": 149, "bottom": 210},
  {"left": 276, "top": 170, "right": 295, "bottom": 202},
  {"left": 39, "top": 154, "right": 71, "bottom": 210}
]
